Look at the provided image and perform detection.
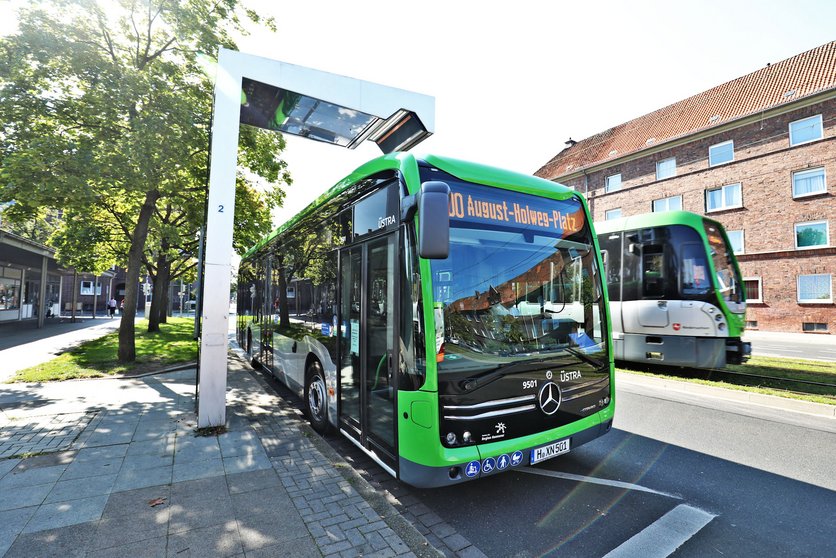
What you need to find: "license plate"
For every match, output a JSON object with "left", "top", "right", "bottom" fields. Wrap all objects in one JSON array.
[{"left": 530, "top": 438, "right": 571, "bottom": 464}]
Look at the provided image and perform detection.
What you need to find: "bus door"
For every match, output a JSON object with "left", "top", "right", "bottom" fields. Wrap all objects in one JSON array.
[
  {"left": 261, "top": 256, "right": 275, "bottom": 370},
  {"left": 339, "top": 232, "right": 398, "bottom": 472}
]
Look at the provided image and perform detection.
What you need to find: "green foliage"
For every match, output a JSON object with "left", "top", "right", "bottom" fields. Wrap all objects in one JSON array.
[
  {"left": 0, "top": 0, "right": 292, "bottom": 357},
  {"left": 49, "top": 207, "right": 121, "bottom": 273},
  {"left": 0, "top": 205, "right": 61, "bottom": 244},
  {"left": 0, "top": 0, "right": 290, "bottom": 267},
  {"left": 8, "top": 317, "right": 197, "bottom": 382}
]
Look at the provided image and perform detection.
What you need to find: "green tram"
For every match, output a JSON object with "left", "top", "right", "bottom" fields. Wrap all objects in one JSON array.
[
  {"left": 237, "top": 153, "right": 614, "bottom": 488},
  {"left": 596, "top": 211, "right": 751, "bottom": 369}
]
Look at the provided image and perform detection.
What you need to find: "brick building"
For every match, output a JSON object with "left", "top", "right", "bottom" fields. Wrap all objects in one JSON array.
[{"left": 535, "top": 41, "right": 835, "bottom": 334}]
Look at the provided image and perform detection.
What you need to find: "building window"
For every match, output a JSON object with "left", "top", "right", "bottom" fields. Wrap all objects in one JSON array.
[
  {"left": 0, "top": 276, "right": 21, "bottom": 310},
  {"left": 605, "top": 173, "right": 622, "bottom": 193},
  {"left": 743, "top": 277, "right": 762, "bottom": 303},
  {"left": 726, "top": 230, "right": 744, "bottom": 254},
  {"left": 709, "top": 140, "right": 734, "bottom": 166},
  {"left": 746, "top": 320, "right": 758, "bottom": 329},
  {"left": 79, "top": 281, "right": 102, "bottom": 296},
  {"left": 792, "top": 167, "right": 826, "bottom": 198},
  {"left": 802, "top": 322, "right": 828, "bottom": 332},
  {"left": 705, "top": 183, "right": 742, "bottom": 212},
  {"left": 605, "top": 208, "right": 622, "bottom": 220},
  {"left": 797, "top": 274, "right": 832, "bottom": 303},
  {"left": 789, "top": 114, "right": 823, "bottom": 146},
  {"left": 656, "top": 157, "right": 676, "bottom": 180},
  {"left": 652, "top": 195, "right": 682, "bottom": 212},
  {"left": 794, "top": 221, "right": 829, "bottom": 249}
]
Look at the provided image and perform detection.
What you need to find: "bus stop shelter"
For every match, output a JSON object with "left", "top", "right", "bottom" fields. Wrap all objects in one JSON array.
[{"left": 198, "top": 49, "right": 434, "bottom": 427}]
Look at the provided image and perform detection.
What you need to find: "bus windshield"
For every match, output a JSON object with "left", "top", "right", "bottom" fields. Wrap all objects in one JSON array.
[
  {"left": 703, "top": 220, "right": 743, "bottom": 304},
  {"left": 430, "top": 180, "right": 606, "bottom": 375}
]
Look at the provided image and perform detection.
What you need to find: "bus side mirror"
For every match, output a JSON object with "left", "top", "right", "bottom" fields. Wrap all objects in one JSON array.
[{"left": 417, "top": 181, "right": 450, "bottom": 259}]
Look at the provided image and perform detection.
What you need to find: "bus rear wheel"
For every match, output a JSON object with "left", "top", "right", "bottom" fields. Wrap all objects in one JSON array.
[{"left": 305, "top": 361, "right": 329, "bottom": 434}]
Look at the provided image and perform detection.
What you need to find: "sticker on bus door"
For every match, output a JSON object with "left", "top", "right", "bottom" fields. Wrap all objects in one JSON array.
[{"left": 350, "top": 319, "right": 360, "bottom": 354}]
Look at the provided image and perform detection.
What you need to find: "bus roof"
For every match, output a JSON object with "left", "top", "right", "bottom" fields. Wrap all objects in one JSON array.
[
  {"left": 594, "top": 211, "right": 720, "bottom": 235},
  {"left": 241, "top": 153, "right": 574, "bottom": 260}
]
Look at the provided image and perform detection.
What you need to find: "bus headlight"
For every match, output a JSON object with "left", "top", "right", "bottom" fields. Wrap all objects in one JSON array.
[
  {"left": 462, "top": 431, "right": 472, "bottom": 443},
  {"left": 446, "top": 432, "right": 457, "bottom": 445},
  {"left": 718, "top": 323, "right": 726, "bottom": 331}
]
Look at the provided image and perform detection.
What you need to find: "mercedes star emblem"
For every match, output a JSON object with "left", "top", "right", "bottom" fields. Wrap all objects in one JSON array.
[{"left": 538, "top": 381, "right": 561, "bottom": 415}]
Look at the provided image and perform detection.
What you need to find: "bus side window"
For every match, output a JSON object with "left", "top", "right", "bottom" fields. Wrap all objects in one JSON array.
[
  {"left": 642, "top": 246, "right": 665, "bottom": 298},
  {"left": 399, "top": 228, "right": 425, "bottom": 391}
]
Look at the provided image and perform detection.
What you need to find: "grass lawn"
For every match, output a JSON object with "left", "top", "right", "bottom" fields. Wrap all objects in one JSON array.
[
  {"left": 8, "top": 317, "right": 198, "bottom": 383},
  {"left": 618, "top": 355, "right": 836, "bottom": 406}
]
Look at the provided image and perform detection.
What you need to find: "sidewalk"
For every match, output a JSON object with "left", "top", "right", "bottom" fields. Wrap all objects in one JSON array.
[
  {"left": 0, "top": 318, "right": 124, "bottom": 382},
  {"left": 0, "top": 357, "right": 440, "bottom": 557}
]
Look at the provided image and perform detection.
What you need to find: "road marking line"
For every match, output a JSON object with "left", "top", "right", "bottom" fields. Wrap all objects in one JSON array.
[
  {"left": 602, "top": 504, "right": 716, "bottom": 558},
  {"left": 517, "top": 467, "right": 681, "bottom": 499}
]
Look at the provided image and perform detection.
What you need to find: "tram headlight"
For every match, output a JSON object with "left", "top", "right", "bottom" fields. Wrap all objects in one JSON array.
[
  {"left": 718, "top": 323, "right": 726, "bottom": 331},
  {"left": 715, "top": 314, "right": 723, "bottom": 322},
  {"left": 445, "top": 432, "right": 457, "bottom": 445}
]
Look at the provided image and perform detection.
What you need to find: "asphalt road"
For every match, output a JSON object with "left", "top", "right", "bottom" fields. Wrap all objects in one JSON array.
[
  {"left": 744, "top": 332, "right": 836, "bottom": 362},
  {"left": 312, "top": 378, "right": 836, "bottom": 558}
]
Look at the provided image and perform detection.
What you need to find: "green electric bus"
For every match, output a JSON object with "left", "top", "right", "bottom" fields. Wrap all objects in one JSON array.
[{"left": 237, "top": 152, "right": 614, "bottom": 487}]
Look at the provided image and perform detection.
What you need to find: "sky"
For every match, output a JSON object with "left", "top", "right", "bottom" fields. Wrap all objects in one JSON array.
[{"left": 2, "top": 0, "right": 835, "bottom": 229}]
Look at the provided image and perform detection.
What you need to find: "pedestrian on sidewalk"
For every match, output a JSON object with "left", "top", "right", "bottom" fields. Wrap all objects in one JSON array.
[{"left": 108, "top": 297, "right": 117, "bottom": 318}]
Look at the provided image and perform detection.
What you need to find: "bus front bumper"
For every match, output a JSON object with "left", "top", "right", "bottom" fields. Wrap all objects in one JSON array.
[{"left": 398, "top": 416, "right": 613, "bottom": 489}]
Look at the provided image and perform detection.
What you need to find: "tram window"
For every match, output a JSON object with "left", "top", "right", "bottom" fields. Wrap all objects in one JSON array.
[
  {"left": 599, "top": 234, "right": 623, "bottom": 301},
  {"left": 642, "top": 247, "right": 665, "bottom": 297},
  {"left": 681, "top": 243, "right": 710, "bottom": 295},
  {"left": 621, "top": 232, "right": 641, "bottom": 301}
]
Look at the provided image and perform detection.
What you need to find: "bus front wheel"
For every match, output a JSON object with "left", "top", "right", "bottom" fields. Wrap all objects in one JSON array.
[{"left": 305, "top": 360, "right": 329, "bottom": 434}]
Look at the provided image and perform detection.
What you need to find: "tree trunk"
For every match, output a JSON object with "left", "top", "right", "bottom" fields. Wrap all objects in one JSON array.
[
  {"left": 158, "top": 267, "right": 171, "bottom": 325},
  {"left": 147, "top": 250, "right": 169, "bottom": 332},
  {"left": 71, "top": 271, "right": 78, "bottom": 323},
  {"left": 118, "top": 190, "right": 160, "bottom": 362}
]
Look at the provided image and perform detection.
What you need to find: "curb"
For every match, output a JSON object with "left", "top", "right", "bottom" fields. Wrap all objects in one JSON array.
[
  {"left": 115, "top": 361, "right": 198, "bottom": 378},
  {"left": 616, "top": 371, "right": 836, "bottom": 418}
]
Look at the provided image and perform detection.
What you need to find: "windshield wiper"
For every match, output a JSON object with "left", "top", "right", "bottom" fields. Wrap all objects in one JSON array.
[
  {"left": 460, "top": 359, "right": 547, "bottom": 392},
  {"left": 564, "top": 345, "right": 605, "bottom": 369}
]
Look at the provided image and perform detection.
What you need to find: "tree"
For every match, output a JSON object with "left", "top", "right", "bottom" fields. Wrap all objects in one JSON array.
[
  {"left": 0, "top": 204, "right": 62, "bottom": 244},
  {"left": 0, "top": 0, "right": 288, "bottom": 361}
]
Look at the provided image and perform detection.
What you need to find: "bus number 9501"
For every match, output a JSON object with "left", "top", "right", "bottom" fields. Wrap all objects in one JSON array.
[{"left": 522, "top": 380, "right": 538, "bottom": 390}]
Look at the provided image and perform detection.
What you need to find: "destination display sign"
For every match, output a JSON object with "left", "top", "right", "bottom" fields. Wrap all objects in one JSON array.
[{"left": 447, "top": 182, "right": 585, "bottom": 238}]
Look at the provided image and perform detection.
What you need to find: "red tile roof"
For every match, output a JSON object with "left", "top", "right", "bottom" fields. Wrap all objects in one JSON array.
[{"left": 534, "top": 41, "right": 836, "bottom": 180}]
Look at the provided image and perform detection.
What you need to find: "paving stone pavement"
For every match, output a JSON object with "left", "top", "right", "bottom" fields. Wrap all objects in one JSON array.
[
  {"left": 0, "top": 412, "right": 97, "bottom": 459},
  {"left": 0, "top": 356, "right": 442, "bottom": 557}
]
